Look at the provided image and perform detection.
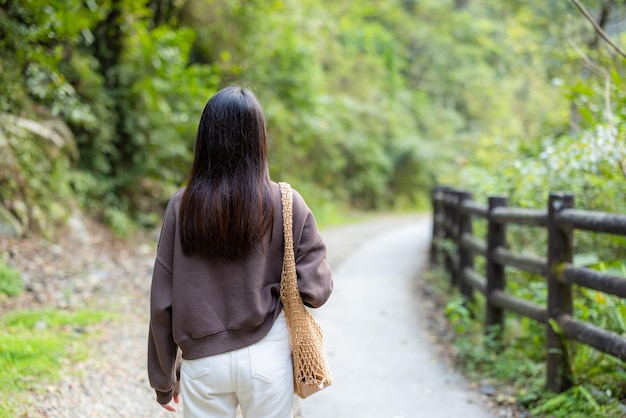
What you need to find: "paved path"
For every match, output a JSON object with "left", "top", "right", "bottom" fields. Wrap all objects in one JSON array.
[{"left": 298, "top": 216, "right": 495, "bottom": 418}]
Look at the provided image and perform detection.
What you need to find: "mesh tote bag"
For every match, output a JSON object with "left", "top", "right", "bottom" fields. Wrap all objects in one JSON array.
[{"left": 279, "top": 182, "right": 333, "bottom": 399}]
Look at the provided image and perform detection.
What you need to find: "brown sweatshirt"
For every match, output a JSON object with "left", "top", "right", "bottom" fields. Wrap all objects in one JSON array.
[{"left": 147, "top": 182, "right": 333, "bottom": 404}]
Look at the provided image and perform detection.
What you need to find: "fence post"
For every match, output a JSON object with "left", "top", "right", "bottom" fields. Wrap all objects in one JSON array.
[
  {"left": 457, "top": 191, "right": 474, "bottom": 302},
  {"left": 486, "top": 196, "right": 507, "bottom": 344},
  {"left": 448, "top": 190, "right": 462, "bottom": 288},
  {"left": 443, "top": 189, "right": 457, "bottom": 286},
  {"left": 546, "top": 193, "right": 574, "bottom": 392},
  {"left": 430, "top": 186, "right": 444, "bottom": 266}
]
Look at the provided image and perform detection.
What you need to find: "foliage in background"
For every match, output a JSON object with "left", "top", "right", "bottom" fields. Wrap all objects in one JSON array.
[
  {"left": 0, "top": 0, "right": 434, "bottom": 235},
  {"left": 6, "top": 1, "right": 622, "bottom": 234},
  {"left": 440, "top": 1, "right": 626, "bottom": 215},
  {"left": 0, "top": 309, "right": 111, "bottom": 417}
]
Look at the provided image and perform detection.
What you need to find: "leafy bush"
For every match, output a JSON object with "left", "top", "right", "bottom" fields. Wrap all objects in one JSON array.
[
  {"left": 429, "top": 266, "right": 626, "bottom": 417},
  {"left": 0, "top": 258, "right": 23, "bottom": 297}
]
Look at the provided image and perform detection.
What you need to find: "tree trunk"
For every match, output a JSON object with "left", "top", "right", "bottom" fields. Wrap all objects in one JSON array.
[{"left": 455, "top": 0, "right": 471, "bottom": 10}]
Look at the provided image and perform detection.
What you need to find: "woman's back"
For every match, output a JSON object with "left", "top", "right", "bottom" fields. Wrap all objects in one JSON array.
[{"left": 148, "top": 86, "right": 333, "bottom": 417}]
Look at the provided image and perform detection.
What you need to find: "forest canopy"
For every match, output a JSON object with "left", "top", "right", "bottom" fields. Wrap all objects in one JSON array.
[{"left": 0, "top": 0, "right": 624, "bottom": 236}]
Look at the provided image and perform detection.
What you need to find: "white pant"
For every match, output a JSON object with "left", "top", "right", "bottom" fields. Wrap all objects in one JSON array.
[{"left": 181, "top": 312, "right": 294, "bottom": 418}]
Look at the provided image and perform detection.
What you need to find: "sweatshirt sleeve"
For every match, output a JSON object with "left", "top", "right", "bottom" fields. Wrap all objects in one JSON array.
[
  {"left": 147, "top": 198, "right": 181, "bottom": 405},
  {"left": 292, "top": 190, "right": 333, "bottom": 308}
]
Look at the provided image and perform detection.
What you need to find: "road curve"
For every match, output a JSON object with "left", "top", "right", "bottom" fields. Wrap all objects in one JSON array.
[{"left": 298, "top": 215, "right": 495, "bottom": 418}]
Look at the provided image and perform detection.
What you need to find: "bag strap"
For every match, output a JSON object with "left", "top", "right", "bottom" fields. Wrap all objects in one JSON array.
[{"left": 278, "top": 182, "right": 300, "bottom": 310}]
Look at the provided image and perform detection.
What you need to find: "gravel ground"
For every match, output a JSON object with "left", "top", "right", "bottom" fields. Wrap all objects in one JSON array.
[
  {"left": 0, "top": 213, "right": 518, "bottom": 417},
  {"left": 1, "top": 216, "right": 169, "bottom": 418}
]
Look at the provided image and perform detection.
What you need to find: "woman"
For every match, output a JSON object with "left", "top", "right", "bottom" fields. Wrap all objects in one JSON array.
[{"left": 147, "top": 86, "right": 333, "bottom": 418}]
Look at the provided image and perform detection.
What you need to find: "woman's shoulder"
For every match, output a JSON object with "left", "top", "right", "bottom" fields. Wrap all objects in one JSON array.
[
  {"left": 162, "top": 186, "right": 186, "bottom": 215},
  {"left": 168, "top": 186, "right": 186, "bottom": 203}
]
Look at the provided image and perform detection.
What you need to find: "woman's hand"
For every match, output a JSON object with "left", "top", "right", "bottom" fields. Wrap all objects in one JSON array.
[{"left": 160, "top": 394, "right": 180, "bottom": 412}]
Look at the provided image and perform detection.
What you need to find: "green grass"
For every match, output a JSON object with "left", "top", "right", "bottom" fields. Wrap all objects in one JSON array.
[
  {"left": 0, "top": 309, "right": 112, "bottom": 417},
  {"left": 291, "top": 179, "right": 427, "bottom": 230}
]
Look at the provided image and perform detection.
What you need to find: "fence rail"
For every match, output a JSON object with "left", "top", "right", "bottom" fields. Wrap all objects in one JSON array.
[{"left": 429, "top": 185, "right": 626, "bottom": 392}]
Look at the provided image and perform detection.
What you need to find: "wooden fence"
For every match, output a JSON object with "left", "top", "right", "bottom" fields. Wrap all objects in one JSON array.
[{"left": 429, "top": 185, "right": 626, "bottom": 392}]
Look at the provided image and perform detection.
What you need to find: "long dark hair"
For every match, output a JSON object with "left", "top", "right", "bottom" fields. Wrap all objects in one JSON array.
[{"left": 179, "top": 86, "right": 274, "bottom": 259}]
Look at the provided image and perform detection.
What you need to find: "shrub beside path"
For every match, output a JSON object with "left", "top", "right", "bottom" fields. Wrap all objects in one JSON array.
[{"left": 5, "top": 214, "right": 497, "bottom": 417}]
